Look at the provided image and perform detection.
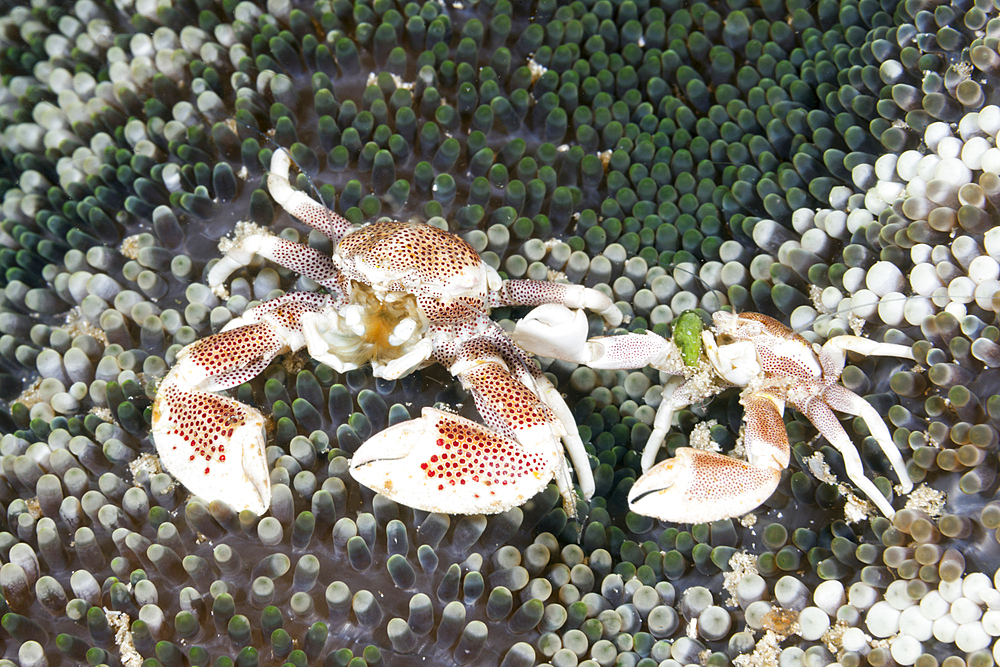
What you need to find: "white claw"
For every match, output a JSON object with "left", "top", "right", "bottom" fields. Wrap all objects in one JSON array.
[
  {"left": 152, "top": 375, "right": 271, "bottom": 515},
  {"left": 511, "top": 304, "right": 590, "bottom": 361},
  {"left": 629, "top": 448, "right": 781, "bottom": 524}
]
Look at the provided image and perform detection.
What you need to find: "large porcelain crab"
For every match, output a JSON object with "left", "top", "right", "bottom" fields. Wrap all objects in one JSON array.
[
  {"left": 151, "top": 148, "right": 622, "bottom": 516},
  {"left": 513, "top": 307, "right": 915, "bottom": 523}
]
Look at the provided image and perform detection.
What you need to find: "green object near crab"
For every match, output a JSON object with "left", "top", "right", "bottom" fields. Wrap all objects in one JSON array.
[{"left": 672, "top": 310, "right": 705, "bottom": 367}]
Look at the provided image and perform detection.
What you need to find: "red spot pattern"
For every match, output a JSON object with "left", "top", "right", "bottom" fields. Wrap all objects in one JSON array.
[
  {"left": 756, "top": 345, "right": 815, "bottom": 382},
  {"left": 681, "top": 450, "right": 778, "bottom": 502},
  {"left": 602, "top": 334, "right": 664, "bottom": 364},
  {"left": 418, "top": 414, "right": 547, "bottom": 488},
  {"left": 741, "top": 392, "right": 791, "bottom": 470},
  {"left": 186, "top": 323, "right": 282, "bottom": 380},
  {"left": 464, "top": 362, "right": 553, "bottom": 431},
  {"left": 735, "top": 312, "right": 809, "bottom": 345},
  {"left": 720, "top": 312, "right": 817, "bottom": 382},
  {"left": 159, "top": 384, "right": 242, "bottom": 470},
  {"left": 492, "top": 280, "right": 570, "bottom": 307},
  {"left": 339, "top": 221, "right": 481, "bottom": 280},
  {"left": 267, "top": 237, "right": 337, "bottom": 286},
  {"left": 337, "top": 221, "right": 488, "bottom": 326},
  {"left": 290, "top": 201, "right": 355, "bottom": 241},
  {"left": 418, "top": 295, "right": 486, "bottom": 326}
]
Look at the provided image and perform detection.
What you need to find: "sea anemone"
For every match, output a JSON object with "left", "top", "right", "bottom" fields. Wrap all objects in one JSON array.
[{"left": 0, "top": 0, "right": 999, "bottom": 665}]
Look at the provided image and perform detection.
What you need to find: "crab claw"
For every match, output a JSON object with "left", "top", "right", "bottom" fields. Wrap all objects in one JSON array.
[
  {"left": 510, "top": 304, "right": 590, "bottom": 361},
  {"left": 350, "top": 407, "right": 560, "bottom": 515},
  {"left": 513, "top": 304, "right": 675, "bottom": 372},
  {"left": 628, "top": 447, "right": 781, "bottom": 524},
  {"left": 151, "top": 378, "right": 271, "bottom": 515}
]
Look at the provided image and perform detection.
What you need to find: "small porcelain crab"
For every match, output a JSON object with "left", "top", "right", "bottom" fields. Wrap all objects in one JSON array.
[
  {"left": 513, "top": 307, "right": 915, "bottom": 523},
  {"left": 151, "top": 148, "right": 622, "bottom": 516}
]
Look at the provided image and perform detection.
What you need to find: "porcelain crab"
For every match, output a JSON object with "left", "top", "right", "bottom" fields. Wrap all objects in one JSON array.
[
  {"left": 512, "top": 307, "right": 915, "bottom": 523},
  {"left": 151, "top": 149, "right": 622, "bottom": 516}
]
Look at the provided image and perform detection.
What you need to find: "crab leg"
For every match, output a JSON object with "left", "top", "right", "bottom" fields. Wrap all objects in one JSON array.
[
  {"left": 522, "top": 373, "right": 594, "bottom": 502},
  {"left": 493, "top": 281, "right": 623, "bottom": 326},
  {"left": 821, "top": 383, "right": 914, "bottom": 494},
  {"left": 642, "top": 375, "right": 687, "bottom": 472},
  {"left": 476, "top": 326, "right": 595, "bottom": 501},
  {"left": 210, "top": 147, "right": 361, "bottom": 291},
  {"left": 208, "top": 234, "right": 339, "bottom": 291},
  {"left": 794, "top": 395, "right": 899, "bottom": 517},
  {"left": 455, "top": 354, "right": 580, "bottom": 513},
  {"left": 351, "top": 336, "right": 588, "bottom": 516},
  {"left": 513, "top": 304, "right": 694, "bottom": 473},
  {"left": 819, "top": 336, "right": 915, "bottom": 378},
  {"left": 268, "top": 148, "right": 355, "bottom": 241},
  {"left": 512, "top": 304, "right": 675, "bottom": 369},
  {"left": 817, "top": 335, "right": 914, "bottom": 497},
  {"left": 629, "top": 391, "right": 789, "bottom": 524},
  {"left": 152, "top": 292, "right": 327, "bottom": 514}
]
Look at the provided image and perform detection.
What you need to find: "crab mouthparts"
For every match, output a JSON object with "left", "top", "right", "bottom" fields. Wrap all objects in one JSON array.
[{"left": 320, "top": 282, "right": 429, "bottom": 367}]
